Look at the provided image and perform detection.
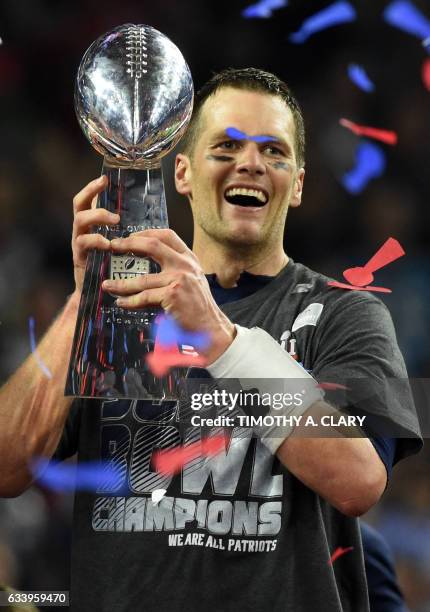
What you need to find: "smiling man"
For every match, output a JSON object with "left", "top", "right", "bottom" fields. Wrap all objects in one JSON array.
[
  {"left": 175, "top": 85, "right": 304, "bottom": 279},
  {"left": 0, "top": 68, "right": 422, "bottom": 612}
]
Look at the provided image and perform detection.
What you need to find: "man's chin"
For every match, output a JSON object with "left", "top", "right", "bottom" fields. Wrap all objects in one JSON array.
[
  {"left": 220, "top": 228, "right": 264, "bottom": 248},
  {"left": 200, "top": 218, "right": 266, "bottom": 248}
]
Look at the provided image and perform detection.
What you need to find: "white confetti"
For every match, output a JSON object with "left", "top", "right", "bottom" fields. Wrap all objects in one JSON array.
[{"left": 152, "top": 489, "right": 167, "bottom": 505}]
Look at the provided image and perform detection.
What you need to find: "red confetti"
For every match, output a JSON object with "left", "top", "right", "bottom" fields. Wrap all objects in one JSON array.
[
  {"left": 154, "top": 436, "right": 228, "bottom": 476},
  {"left": 201, "top": 436, "right": 227, "bottom": 455},
  {"left": 328, "top": 237, "right": 405, "bottom": 293},
  {"left": 343, "top": 237, "right": 404, "bottom": 286},
  {"left": 317, "top": 382, "right": 349, "bottom": 391},
  {"left": 146, "top": 348, "right": 207, "bottom": 377},
  {"left": 340, "top": 118, "right": 398, "bottom": 145},
  {"left": 146, "top": 335, "right": 207, "bottom": 377},
  {"left": 327, "top": 281, "right": 391, "bottom": 293},
  {"left": 422, "top": 57, "right": 430, "bottom": 91},
  {"left": 329, "top": 546, "right": 354, "bottom": 565}
]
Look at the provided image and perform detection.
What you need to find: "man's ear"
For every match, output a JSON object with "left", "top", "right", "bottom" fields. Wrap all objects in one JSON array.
[
  {"left": 290, "top": 167, "right": 305, "bottom": 208},
  {"left": 175, "top": 154, "right": 193, "bottom": 198}
]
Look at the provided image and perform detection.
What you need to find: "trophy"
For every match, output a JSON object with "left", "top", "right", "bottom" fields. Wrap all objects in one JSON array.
[{"left": 65, "top": 24, "right": 194, "bottom": 400}]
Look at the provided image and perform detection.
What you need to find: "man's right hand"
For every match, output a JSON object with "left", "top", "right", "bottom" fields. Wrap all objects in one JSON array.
[{"left": 72, "top": 175, "right": 119, "bottom": 294}]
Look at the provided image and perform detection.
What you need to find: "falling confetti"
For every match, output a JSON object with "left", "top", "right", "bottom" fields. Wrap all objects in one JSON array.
[
  {"left": 340, "top": 119, "right": 397, "bottom": 145},
  {"left": 327, "top": 238, "right": 405, "bottom": 293},
  {"left": 384, "top": 1, "right": 430, "bottom": 43},
  {"left": 154, "top": 436, "right": 227, "bottom": 476},
  {"left": 342, "top": 141, "right": 386, "bottom": 195},
  {"left": 31, "top": 458, "right": 117, "bottom": 492},
  {"left": 28, "top": 317, "right": 52, "bottom": 379},
  {"left": 289, "top": 1, "right": 356, "bottom": 44},
  {"left": 422, "top": 57, "right": 430, "bottom": 90},
  {"left": 317, "top": 382, "right": 349, "bottom": 391},
  {"left": 146, "top": 340, "right": 207, "bottom": 377},
  {"left": 343, "top": 237, "right": 405, "bottom": 286},
  {"left": 154, "top": 314, "right": 211, "bottom": 350},
  {"left": 225, "top": 126, "right": 278, "bottom": 143},
  {"left": 347, "top": 64, "right": 375, "bottom": 92},
  {"left": 242, "top": 0, "right": 287, "bottom": 19},
  {"left": 152, "top": 489, "right": 167, "bottom": 505},
  {"left": 329, "top": 546, "right": 354, "bottom": 564},
  {"left": 327, "top": 281, "right": 392, "bottom": 293}
]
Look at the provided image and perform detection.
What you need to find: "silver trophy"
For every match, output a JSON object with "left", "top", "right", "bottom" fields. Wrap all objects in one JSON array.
[{"left": 65, "top": 24, "right": 194, "bottom": 400}]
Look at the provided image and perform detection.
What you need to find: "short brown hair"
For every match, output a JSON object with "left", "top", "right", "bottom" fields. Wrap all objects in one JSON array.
[{"left": 180, "top": 67, "right": 305, "bottom": 167}]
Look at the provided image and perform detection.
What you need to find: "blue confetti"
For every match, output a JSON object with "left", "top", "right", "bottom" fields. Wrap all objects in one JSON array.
[
  {"left": 347, "top": 64, "right": 375, "bottom": 92},
  {"left": 225, "top": 127, "right": 248, "bottom": 140},
  {"left": 289, "top": 1, "right": 356, "bottom": 44},
  {"left": 342, "top": 141, "right": 386, "bottom": 195},
  {"left": 225, "top": 126, "right": 278, "bottom": 143},
  {"left": 108, "top": 321, "right": 114, "bottom": 364},
  {"left": 82, "top": 318, "right": 92, "bottom": 363},
  {"left": 154, "top": 314, "right": 211, "bottom": 351},
  {"left": 28, "top": 317, "right": 52, "bottom": 379},
  {"left": 250, "top": 133, "right": 279, "bottom": 143},
  {"left": 242, "top": 0, "right": 287, "bottom": 19},
  {"left": 384, "top": 1, "right": 430, "bottom": 42},
  {"left": 32, "top": 458, "right": 119, "bottom": 493}
]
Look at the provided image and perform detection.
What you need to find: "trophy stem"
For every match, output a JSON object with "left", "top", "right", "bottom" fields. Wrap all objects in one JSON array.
[
  {"left": 65, "top": 162, "right": 186, "bottom": 400},
  {"left": 99, "top": 162, "right": 169, "bottom": 229}
]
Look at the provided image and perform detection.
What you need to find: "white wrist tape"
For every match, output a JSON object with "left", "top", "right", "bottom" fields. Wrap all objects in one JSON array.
[{"left": 207, "top": 324, "right": 324, "bottom": 454}]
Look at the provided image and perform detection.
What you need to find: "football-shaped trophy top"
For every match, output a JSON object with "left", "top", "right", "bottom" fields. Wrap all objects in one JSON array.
[{"left": 75, "top": 24, "right": 194, "bottom": 167}]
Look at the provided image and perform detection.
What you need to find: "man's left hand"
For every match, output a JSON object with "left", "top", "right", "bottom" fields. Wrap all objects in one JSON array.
[{"left": 102, "top": 228, "right": 236, "bottom": 364}]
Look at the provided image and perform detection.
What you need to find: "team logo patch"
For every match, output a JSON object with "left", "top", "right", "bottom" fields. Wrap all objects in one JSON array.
[
  {"left": 292, "top": 303, "right": 324, "bottom": 332},
  {"left": 292, "top": 283, "right": 314, "bottom": 294}
]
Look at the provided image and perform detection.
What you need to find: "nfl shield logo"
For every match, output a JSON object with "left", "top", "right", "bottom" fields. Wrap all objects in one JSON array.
[{"left": 109, "top": 254, "right": 150, "bottom": 280}]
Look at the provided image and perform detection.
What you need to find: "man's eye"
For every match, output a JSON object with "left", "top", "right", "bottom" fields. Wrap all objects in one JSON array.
[
  {"left": 264, "top": 145, "right": 283, "bottom": 156},
  {"left": 218, "top": 140, "right": 236, "bottom": 149}
]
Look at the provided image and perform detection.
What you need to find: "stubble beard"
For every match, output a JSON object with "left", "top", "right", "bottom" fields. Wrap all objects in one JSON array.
[
  {"left": 191, "top": 185, "right": 289, "bottom": 257},
  {"left": 196, "top": 209, "right": 279, "bottom": 260}
]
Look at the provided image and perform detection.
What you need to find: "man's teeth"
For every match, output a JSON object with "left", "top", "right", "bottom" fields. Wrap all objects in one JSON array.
[{"left": 225, "top": 187, "right": 267, "bottom": 204}]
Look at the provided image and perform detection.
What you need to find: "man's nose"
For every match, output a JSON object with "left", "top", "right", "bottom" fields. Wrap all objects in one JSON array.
[{"left": 235, "top": 143, "right": 266, "bottom": 175}]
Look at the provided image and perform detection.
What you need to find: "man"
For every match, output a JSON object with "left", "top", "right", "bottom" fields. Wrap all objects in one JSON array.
[
  {"left": 360, "top": 522, "right": 407, "bottom": 612},
  {"left": 0, "top": 68, "right": 422, "bottom": 611}
]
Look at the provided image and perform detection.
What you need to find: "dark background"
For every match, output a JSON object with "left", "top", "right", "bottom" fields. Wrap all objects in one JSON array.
[{"left": 0, "top": 0, "right": 429, "bottom": 609}]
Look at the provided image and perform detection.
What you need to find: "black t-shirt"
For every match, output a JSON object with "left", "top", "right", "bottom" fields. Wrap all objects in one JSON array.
[
  {"left": 206, "top": 271, "right": 398, "bottom": 479},
  {"left": 55, "top": 259, "right": 422, "bottom": 612}
]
